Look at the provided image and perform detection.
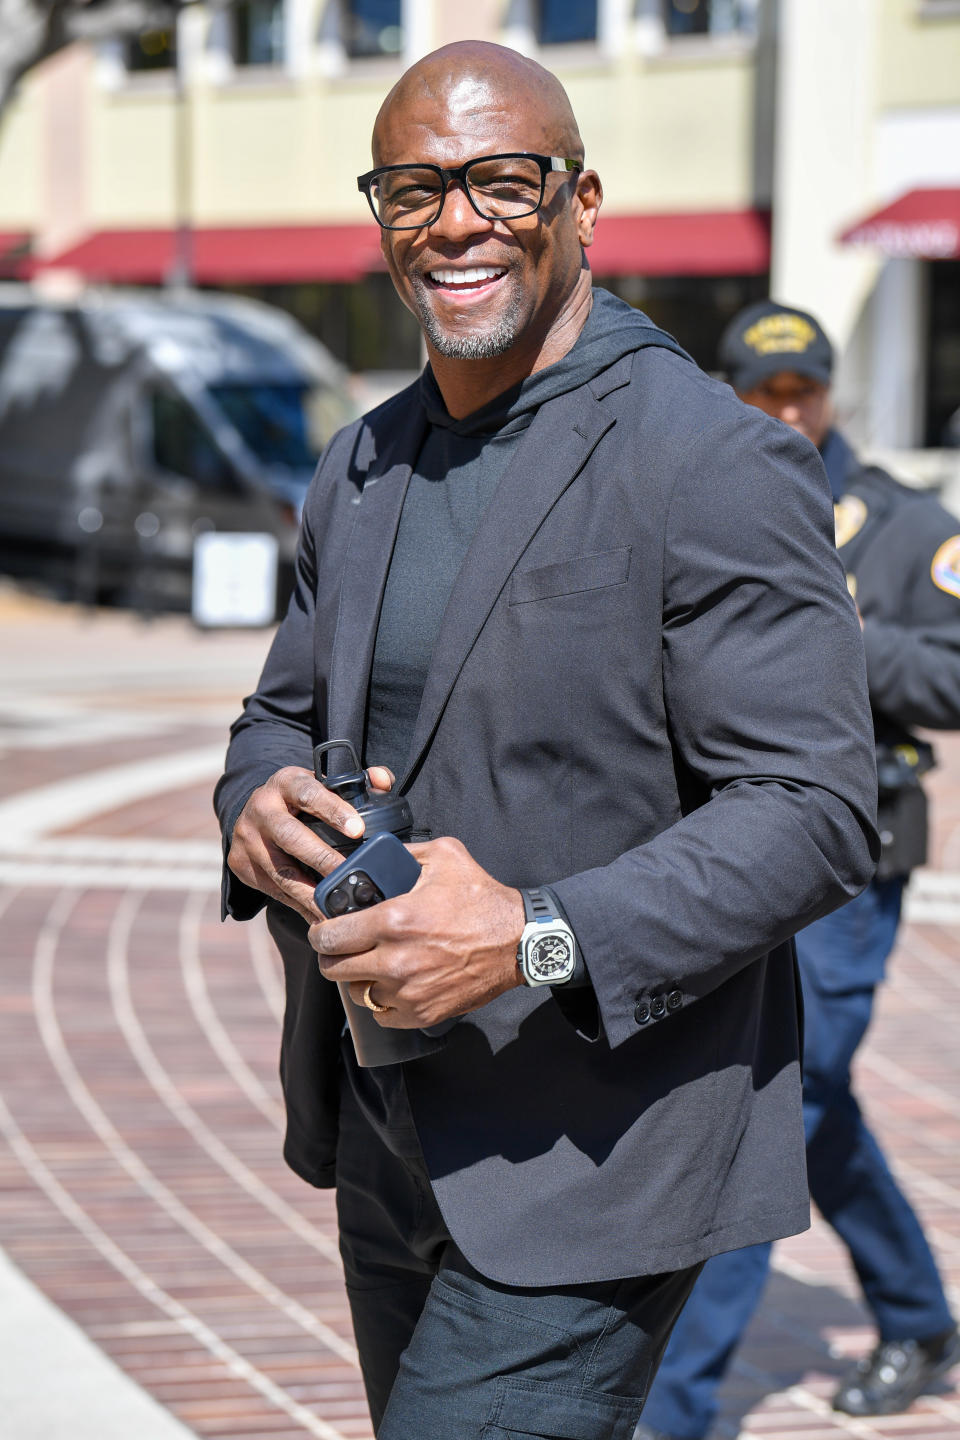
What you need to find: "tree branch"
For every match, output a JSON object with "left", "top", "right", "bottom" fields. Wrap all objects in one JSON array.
[{"left": 0, "top": 0, "right": 184, "bottom": 124}]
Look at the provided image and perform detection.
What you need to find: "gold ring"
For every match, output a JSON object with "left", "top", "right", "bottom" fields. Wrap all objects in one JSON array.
[{"left": 362, "top": 982, "right": 390, "bottom": 1014}]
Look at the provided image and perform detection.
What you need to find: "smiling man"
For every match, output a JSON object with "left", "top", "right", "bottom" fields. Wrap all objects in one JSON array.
[
  {"left": 215, "top": 43, "right": 878, "bottom": 1439},
  {"left": 364, "top": 55, "right": 595, "bottom": 396}
]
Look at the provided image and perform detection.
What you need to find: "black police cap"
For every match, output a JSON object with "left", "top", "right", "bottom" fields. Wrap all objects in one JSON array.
[{"left": 718, "top": 299, "right": 834, "bottom": 392}]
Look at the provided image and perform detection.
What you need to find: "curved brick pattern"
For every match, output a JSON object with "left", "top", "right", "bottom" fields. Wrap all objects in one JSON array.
[{"left": 1, "top": 593, "right": 959, "bottom": 1439}]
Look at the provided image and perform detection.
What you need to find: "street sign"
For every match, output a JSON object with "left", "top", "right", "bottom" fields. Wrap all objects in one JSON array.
[{"left": 191, "top": 531, "right": 278, "bottom": 628}]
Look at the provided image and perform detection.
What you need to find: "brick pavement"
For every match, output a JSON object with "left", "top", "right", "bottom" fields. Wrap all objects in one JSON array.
[{"left": 1, "top": 589, "right": 960, "bottom": 1439}]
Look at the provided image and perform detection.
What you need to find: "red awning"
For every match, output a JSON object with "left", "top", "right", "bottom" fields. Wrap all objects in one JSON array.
[
  {"left": 588, "top": 209, "right": 770, "bottom": 277},
  {"left": 0, "top": 232, "right": 30, "bottom": 275},
  {"left": 838, "top": 188, "right": 960, "bottom": 260},
  {"left": 33, "top": 224, "right": 388, "bottom": 284},
  {"left": 33, "top": 209, "right": 769, "bottom": 286}
]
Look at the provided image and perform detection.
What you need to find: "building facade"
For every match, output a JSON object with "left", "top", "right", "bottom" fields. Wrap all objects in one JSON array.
[
  {"left": 0, "top": 0, "right": 957, "bottom": 447},
  {"left": 773, "top": 0, "right": 960, "bottom": 450}
]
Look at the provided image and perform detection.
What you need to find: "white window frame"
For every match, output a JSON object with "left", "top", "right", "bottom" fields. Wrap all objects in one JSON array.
[
  {"left": 503, "top": 0, "right": 621, "bottom": 57},
  {"left": 642, "top": 0, "right": 760, "bottom": 57},
  {"left": 205, "top": 0, "right": 292, "bottom": 85}
]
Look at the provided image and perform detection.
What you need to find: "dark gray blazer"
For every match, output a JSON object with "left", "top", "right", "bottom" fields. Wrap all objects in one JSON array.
[{"left": 216, "top": 338, "right": 878, "bottom": 1286}]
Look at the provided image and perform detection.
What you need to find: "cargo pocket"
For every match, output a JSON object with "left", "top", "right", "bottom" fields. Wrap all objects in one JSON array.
[{"left": 481, "top": 1376, "right": 642, "bottom": 1439}]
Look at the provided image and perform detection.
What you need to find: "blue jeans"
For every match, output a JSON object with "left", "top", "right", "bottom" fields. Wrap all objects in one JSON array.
[
  {"left": 335, "top": 1055, "right": 701, "bottom": 1437},
  {"left": 641, "top": 878, "right": 954, "bottom": 1440}
]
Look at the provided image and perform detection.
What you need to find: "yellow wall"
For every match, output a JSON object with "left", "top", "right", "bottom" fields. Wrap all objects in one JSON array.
[
  {"left": 0, "top": 90, "right": 42, "bottom": 228},
  {"left": 88, "top": 85, "right": 177, "bottom": 225},
  {"left": 0, "top": 16, "right": 759, "bottom": 240},
  {"left": 878, "top": 0, "right": 960, "bottom": 109},
  {"left": 566, "top": 54, "right": 756, "bottom": 213},
  {"left": 194, "top": 83, "right": 314, "bottom": 223},
  {"left": 313, "top": 78, "right": 397, "bottom": 223}
]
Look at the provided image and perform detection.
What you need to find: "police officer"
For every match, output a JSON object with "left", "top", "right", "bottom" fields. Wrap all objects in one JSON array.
[{"left": 639, "top": 300, "right": 960, "bottom": 1438}]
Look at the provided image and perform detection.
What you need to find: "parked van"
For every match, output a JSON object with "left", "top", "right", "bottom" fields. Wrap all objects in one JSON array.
[{"left": 0, "top": 285, "right": 351, "bottom": 615}]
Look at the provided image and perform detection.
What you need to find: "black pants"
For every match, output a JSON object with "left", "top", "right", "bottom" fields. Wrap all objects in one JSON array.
[{"left": 335, "top": 1064, "right": 700, "bottom": 1438}]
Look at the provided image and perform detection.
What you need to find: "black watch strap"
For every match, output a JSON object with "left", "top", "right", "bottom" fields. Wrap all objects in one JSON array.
[{"left": 522, "top": 887, "right": 554, "bottom": 924}]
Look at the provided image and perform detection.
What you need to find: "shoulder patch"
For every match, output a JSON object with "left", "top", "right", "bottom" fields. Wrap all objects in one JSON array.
[
  {"left": 834, "top": 495, "right": 867, "bottom": 549},
  {"left": 931, "top": 535, "right": 960, "bottom": 598}
]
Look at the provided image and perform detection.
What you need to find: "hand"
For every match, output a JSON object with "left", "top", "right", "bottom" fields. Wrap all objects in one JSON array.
[
  {"left": 308, "top": 836, "right": 526, "bottom": 1027},
  {"left": 227, "top": 763, "right": 394, "bottom": 923}
]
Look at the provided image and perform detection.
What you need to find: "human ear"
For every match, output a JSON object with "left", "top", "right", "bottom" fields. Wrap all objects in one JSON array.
[{"left": 574, "top": 170, "right": 602, "bottom": 248}]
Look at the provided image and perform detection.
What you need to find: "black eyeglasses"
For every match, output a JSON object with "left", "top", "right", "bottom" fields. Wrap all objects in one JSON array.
[{"left": 356, "top": 152, "right": 582, "bottom": 231}]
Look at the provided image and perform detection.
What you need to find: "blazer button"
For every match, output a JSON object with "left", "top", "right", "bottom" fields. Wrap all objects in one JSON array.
[
  {"left": 667, "top": 989, "right": 683, "bottom": 1011},
  {"left": 651, "top": 995, "right": 667, "bottom": 1019},
  {"left": 634, "top": 1000, "right": 651, "bottom": 1025}
]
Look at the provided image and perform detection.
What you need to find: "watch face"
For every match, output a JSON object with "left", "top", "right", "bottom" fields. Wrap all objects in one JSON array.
[{"left": 527, "top": 930, "right": 575, "bottom": 983}]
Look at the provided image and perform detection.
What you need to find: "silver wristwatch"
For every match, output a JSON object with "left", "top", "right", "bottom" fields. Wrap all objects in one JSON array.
[{"left": 516, "top": 888, "right": 577, "bottom": 986}]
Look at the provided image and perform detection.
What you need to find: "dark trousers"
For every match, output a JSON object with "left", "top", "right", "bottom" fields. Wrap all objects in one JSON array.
[
  {"left": 641, "top": 878, "right": 953, "bottom": 1440},
  {"left": 335, "top": 1062, "right": 701, "bottom": 1438}
]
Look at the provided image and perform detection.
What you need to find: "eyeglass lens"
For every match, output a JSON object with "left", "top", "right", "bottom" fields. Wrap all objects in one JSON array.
[{"left": 371, "top": 156, "right": 547, "bottom": 228}]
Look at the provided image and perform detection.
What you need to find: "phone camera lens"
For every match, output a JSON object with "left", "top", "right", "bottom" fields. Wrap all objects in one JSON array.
[
  {"left": 353, "top": 876, "right": 377, "bottom": 905},
  {"left": 326, "top": 886, "right": 350, "bottom": 915}
]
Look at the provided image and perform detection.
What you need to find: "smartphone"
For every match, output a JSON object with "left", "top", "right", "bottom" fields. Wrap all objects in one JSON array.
[
  {"left": 314, "top": 831, "right": 422, "bottom": 918},
  {"left": 314, "top": 832, "right": 442, "bottom": 1067}
]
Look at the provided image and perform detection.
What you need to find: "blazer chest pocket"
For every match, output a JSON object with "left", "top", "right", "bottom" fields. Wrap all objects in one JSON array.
[{"left": 508, "top": 546, "right": 631, "bottom": 605}]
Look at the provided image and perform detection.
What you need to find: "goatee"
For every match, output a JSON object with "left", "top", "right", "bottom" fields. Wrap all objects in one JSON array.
[{"left": 412, "top": 283, "right": 523, "bottom": 360}]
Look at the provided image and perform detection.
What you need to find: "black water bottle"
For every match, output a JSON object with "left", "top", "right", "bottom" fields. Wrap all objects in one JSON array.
[
  {"left": 309, "top": 739, "right": 414, "bottom": 855},
  {"left": 308, "top": 738, "right": 449, "bottom": 1067}
]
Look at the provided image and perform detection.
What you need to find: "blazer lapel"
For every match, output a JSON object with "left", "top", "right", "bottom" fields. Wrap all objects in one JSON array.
[
  {"left": 401, "top": 389, "right": 616, "bottom": 785},
  {"left": 326, "top": 403, "right": 428, "bottom": 748}
]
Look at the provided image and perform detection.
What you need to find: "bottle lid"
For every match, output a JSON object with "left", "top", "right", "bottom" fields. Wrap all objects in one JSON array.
[{"left": 310, "top": 738, "right": 413, "bottom": 846}]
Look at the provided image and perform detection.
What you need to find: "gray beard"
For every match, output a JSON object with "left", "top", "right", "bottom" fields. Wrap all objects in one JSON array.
[{"left": 412, "top": 283, "right": 523, "bottom": 360}]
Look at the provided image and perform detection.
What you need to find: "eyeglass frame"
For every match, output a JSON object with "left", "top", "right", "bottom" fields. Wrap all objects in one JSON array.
[{"left": 356, "top": 152, "right": 583, "bottom": 231}]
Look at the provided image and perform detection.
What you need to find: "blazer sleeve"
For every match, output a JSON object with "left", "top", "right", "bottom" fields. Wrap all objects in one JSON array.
[
  {"left": 862, "top": 616, "right": 960, "bottom": 730},
  {"left": 553, "top": 413, "right": 879, "bottom": 1049},
  {"left": 212, "top": 427, "right": 359, "bottom": 921},
  {"left": 857, "top": 497, "right": 960, "bottom": 730}
]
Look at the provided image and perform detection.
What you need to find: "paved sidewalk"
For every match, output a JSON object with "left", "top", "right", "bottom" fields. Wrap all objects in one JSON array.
[
  {"left": 1, "top": 589, "right": 960, "bottom": 1439},
  {"left": 0, "top": 1247, "right": 196, "bottom": 1440}
]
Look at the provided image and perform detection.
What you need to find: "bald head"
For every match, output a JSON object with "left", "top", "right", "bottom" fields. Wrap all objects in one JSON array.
[
  {"left": 363, "top": 39, "right": 602, "bottom": 413},
  {"left": 372, "top": 41, "right": 584, "bottom": 166}
]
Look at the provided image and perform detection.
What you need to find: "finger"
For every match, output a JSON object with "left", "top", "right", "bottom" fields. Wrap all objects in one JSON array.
[
  {"left": 366, "top": 766, "right": 395, "bottom": 792},
  {"left": 308, "top": 914, "right": 377, "bottom": 961},
  {"left": 346, "top": 980, "right": 393, "bottom": 1014},
  {"left": 236, "top": 779, "right": 362, "bottom": 874},
  {"left": 276, "top": 770, "right": 366, "bottom": 841},
  {"left": 236, "top": 833, "right": 323, "bottom": 918},
  {"left": 311, "top": 951, "right": 382, "bottom": 985},
  {"left": 258, "top": 867, "right": 322, "bottom": 924},
  {"left": 267, "top": 814, "right": 354, "bottom": 880}
]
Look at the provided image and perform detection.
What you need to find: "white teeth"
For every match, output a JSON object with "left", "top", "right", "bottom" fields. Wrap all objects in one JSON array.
[{"left": 429, "top": 266, "right": 505, "bottom": 286}]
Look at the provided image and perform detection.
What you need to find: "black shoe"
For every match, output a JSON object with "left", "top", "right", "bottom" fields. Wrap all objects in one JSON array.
[{"left": 833, "top": 1325, "right": 960, "bottom": 1415}]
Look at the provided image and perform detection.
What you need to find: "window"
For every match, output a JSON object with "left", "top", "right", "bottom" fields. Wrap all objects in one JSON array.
[
  {"left": 538, "top": 0, "right": 597, "bottom": 44},
  {"left": 209, "top": 384, "right": 319, "bottom": 468},
  {"left": 662, "top": 0, "right": 757, "bottom": 36},
  {"left": 343, "top": 0, "right": 403, "bottom": 58},
  {"left": 151, "top": 391, "right": 238, "bottom": 491},
  {"left": 232, "top": 0, "right": 285, "bottom": 66},
  {"left": 604, "top": 274, "right": 768, "bottom": 376},
  {"left": 926, "top": 262, "right": 960, "bottom": 446},
  {"left": 235, "top": 275, "right": 423, "bottom": 375},
  {"left": 125, "top": 26, "right": 175, "bottom": 72}
]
